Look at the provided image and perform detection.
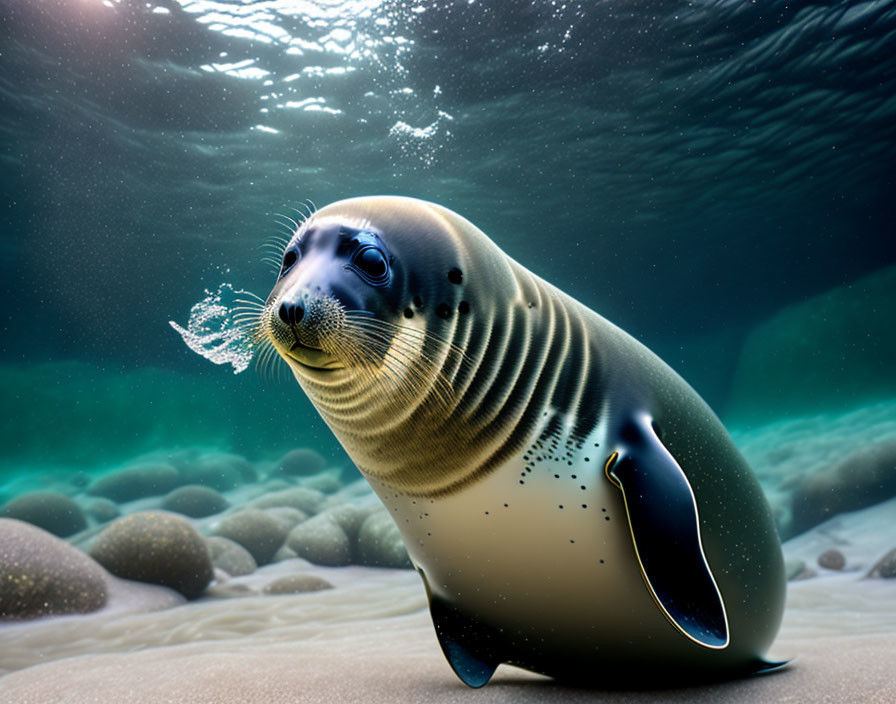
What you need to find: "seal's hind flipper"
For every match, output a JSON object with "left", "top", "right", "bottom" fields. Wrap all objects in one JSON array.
[
  {"left": 419, "top": 571, "right": 500, "bottom": 687},
  {"left": 605, "top": 412, "right": 730, "bottom": 650},
  {"left": 750, "top": 657, "right": 791, "bottom": 675}
]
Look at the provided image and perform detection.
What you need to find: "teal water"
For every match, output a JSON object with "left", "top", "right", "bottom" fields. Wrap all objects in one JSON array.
[
  {"left": 0, "top": 3, "right": 895, "bottom": 686},
  {"left": 2, "top": 0, "right": 894, "bottom": 481}
]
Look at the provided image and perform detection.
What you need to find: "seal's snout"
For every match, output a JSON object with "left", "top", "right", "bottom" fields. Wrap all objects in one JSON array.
[
  {"left": 278, "top": 300, "right": 305, "bottom": 326},
  {"left": 265, "top": 288, "right": 346, "bottom": 371}
]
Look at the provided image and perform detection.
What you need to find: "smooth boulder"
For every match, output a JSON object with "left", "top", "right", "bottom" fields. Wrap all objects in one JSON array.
[
  {"left": 212, "top": 510, "right": 287, "bottom": 566},
  {"left": 357, "top": 509, "right": 412, "bottom": 569},
  {"left": 83, "top": 497, "right": 120, "bottom": 524},
  {"left": 286, "top": 512, "right": 353, "bottom": 567},
  {"left": 206, "top": 536, "right": 257, "bottom": 577},
  {"left": 252, "top": 487, "right": 325, "bottom": 515},
  {"left": 263, "top": 574, "right": 333, "bottom": 594},
  {"left": 270, "top": 448, "right": 327, "bottom": 478},
  {"left": 0, "top": 491, "right": 87, "bottom": 537},
  {"left": 162, "top": 485, "right": 229, "bottom": 518},
  {"left": 790, "top": 439, "right": 896, "bottom": 536},
  {"left": 179, "top": 452, "right": 254, "bottom": 491},
  {"left": 0, "top": 518, "right": 107, "bottom": 620},
  {"left": 89, "top": 511, "right": 213, "bottom": 599},
  {"left": 285, "top": 504, "right": 377, "bottom": 567},
  {"left": 867, "top": 548, "right": 896, "bottom": 579},
  {"left": 88, "top": 464, "right": 181, "bottom": 503}
]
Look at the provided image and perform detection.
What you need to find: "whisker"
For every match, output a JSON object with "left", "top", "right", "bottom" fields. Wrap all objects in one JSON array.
[
  {"left": 344, "top": 317, "right": 472, "bottom": 368},
  {"left": 233, "top": 297, "right": 265, "bottom": 306},
  {"left": 274, "top": 212, "right": 300, "bottom": 231},
  {"left": 336, "top": 324, "right": 458, "bottom": 409},
  {"left": 261, "top": 233, "right": 290, "bottom": 246}
]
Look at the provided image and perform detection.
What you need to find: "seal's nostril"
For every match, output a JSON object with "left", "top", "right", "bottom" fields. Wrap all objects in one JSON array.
[{"left": 278, "top": 302, "right": 305, "bottom": 326}]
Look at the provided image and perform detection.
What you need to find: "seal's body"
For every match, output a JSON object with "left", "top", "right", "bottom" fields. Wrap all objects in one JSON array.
[{"left": 257, "top": 196, "right": 785, "bottom": 686}]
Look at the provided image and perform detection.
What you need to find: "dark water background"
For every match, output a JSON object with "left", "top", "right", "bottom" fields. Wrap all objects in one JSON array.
[{"left": 1, "top": 0, "right": 895, "bottom": 475}]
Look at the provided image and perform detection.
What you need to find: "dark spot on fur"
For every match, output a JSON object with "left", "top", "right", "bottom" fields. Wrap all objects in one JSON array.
[
  {"left": 403, "top": 308, "right": 414, "bottom": 318},
  {"left": 447, "top": 267, "right": 463, "bottom": 284},
  {"left": 458, "top": 300, "right": 470, "bottom": 314}
]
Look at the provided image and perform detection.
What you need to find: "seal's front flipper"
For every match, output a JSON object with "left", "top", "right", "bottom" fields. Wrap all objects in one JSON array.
[
  {"left": 605, "top": 412, "right": 729, "bottom": 650},
  {"left": 419, "top": 571, "right": 500, "bottom": 687}
]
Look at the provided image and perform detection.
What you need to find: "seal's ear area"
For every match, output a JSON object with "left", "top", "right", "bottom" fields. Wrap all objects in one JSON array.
[
  {"left": 605, "top": 414, "right": 730, "bottom": 650},
  {"left": 419, "top": 571, "right": 501, "bottom": 688}
]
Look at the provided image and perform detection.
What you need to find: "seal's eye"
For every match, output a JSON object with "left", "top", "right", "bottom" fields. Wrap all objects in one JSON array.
[
  {"left": 355, "top": 248, "right": 387, "bottom": 278},
  {"left": 347, "top": 243, "right": 391, "bottom": 286},
  {"left": 280, "top": 249, "right": 298, "bottom": 278}
]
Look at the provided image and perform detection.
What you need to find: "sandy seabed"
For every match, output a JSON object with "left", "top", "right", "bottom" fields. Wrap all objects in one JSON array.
[
  {"left": 3, "top": 399, "right": 896, "bottom": 703},
  {"left": 1, "top": 553, "right": 894, "bottom": 704}
]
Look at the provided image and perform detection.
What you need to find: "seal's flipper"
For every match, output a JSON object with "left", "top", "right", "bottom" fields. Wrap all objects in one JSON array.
[
  {"left": 419, "top": 571, "right": 500, "bottom": 687},
  {"left": 605, "top": 412, "right": 730, "bottom": 650},
  {"left": 750, "top": 657, "right": 791, "bottom": 675}
]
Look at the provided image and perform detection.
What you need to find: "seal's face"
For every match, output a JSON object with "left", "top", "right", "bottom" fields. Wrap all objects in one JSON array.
[
  {"left": 259, "top": 198, "right": 476, "bottom": 395},
  {"left": 263, "top": 219, "right": 401, "bottom": 372},
  {"left": 256, "top": 196, "right": 520, "bottom": 491}
]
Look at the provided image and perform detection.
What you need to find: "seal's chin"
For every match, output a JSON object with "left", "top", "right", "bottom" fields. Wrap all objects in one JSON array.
[{"left": 283, "top": 340, "right": 344, "bottom": 371}]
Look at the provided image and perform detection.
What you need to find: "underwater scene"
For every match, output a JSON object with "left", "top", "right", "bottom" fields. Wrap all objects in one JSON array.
[{"left": 1, "top": 0, "right": 895, "bottom": 701}]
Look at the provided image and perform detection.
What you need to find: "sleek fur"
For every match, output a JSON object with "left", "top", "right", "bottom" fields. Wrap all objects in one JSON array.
[{"left": 255, "top": 196, "right": 786, "bottom": 686}]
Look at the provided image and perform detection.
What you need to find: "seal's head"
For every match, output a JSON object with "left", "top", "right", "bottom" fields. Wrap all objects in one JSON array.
[
  {"left": 255, "top": 195, "right": 519, "bottom": 494},
  {"left": 262, "top": 196, "right": 487, "bottom": 374}
]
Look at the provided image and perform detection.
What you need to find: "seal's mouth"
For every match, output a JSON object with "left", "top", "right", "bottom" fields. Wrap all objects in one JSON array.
[{"left": 284, "top": 338, "right": 344, "bottom": 371}]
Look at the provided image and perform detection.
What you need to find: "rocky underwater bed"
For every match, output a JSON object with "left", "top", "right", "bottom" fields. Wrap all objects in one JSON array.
[
  {"left": 0, "top": 400, "right": 895, "bottom": 702},
  {"left": 0, "top": 447, "right": 411, "bottom": 627}
]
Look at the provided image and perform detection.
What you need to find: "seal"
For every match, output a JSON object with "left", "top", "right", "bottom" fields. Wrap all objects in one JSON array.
[{"left": 252, "top": 195, "right": 786, "bottom": 687}]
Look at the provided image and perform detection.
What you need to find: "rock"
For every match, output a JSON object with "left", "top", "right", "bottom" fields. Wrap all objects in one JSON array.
[
  {"left": 791, "top": 566, "right": 817, "bottom": 581},
  {"left": 263, "top": 574, "right": 333, "bottom": 594},
  {"left": 357, "top": 509, "right": 412, "bottom": 569},
  {"left": 252, "top": 487, "right": 325, "bottom": 515},
  {"left": 272, "top": 545, "right": 298, "bottom": 562},
  {"left": 790, "top": 438, "right": 896, "bottom": 536},
  {"left": 726, "top": 265, "right": 896, "bottom": 421},
  {"left": 205, "top": 536, "right": 257, "bottom": 577},
  {"left": 83, "top": 497, "right": 120, "bottom": 524},
  {"left": 256, "top": 479, "right": 292, "bottom": 494},
  {"left": 785, "top": 559, "right": 807, "bottom": 581},
  {"left": 326, "top": 503, "right": 376, "bottom": 538},
  {"left": 818, "top": 548, "right": 846, "bottom": 571},
  {"left": 270, "top": 448, "right": 328, "bottom": 478},
  {"left": 286, "top": 513, "right": 352, "bottom": 567},
  {"left": 161, "top": 485, "right": 229, "bottom": 518},
  {"left": 300, "top": 473, "right": 343, "bottom": 494},
  {"left": 0, "top": 491, "right": 87, "bottom": 537},
  {"left": 204, "top": 583, "right": 256, "bottom": 599},
  {"left": 88, "top": 464, "right": 181, "bottom": 503},
  {"left": 282, "top": 503, "right": 384, "bottom": 567},
  {"left": 867, "top": 548, "right": 896, "bottom": 579},
  {"left": 265, "top": 507, "right": 308, "bottom": 531},
  {"left": 89, "top": 511, "right": 213, "bottom": 599},
  {"left": 212, "top": 510, "right": 287, "bottom": 566},
  {"left": 179, "top": 453, "right": 253, "bottom": 491},
  {"left": 0, "top": 518, "right": 107, "bottom": 620}
]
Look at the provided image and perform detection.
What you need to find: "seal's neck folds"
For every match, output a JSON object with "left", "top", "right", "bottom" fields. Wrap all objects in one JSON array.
[{"left": 295, "top": 264, "right": 604, "bottom": 498}]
